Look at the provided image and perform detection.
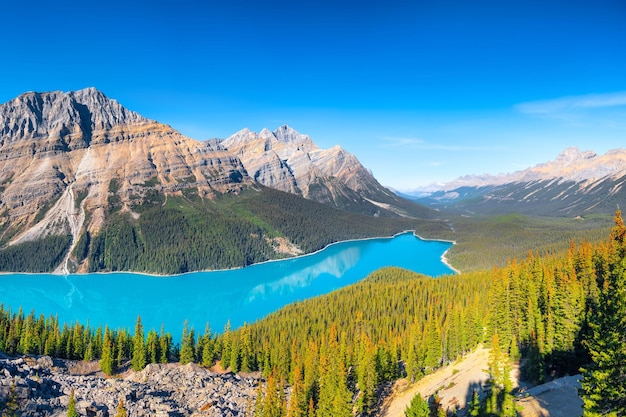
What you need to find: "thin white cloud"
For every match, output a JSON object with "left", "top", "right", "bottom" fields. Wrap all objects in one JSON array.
[
  {"left": 516, "top": 91, "right": 626, "bottom": 115},
  {"left": 382, "top": 137, "right": 426, "bottom": 147},
  {"left": 381, "top": 137, "right": 508, "bottom": 152}
]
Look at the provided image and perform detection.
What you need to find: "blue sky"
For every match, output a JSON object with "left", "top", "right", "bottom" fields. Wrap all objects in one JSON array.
[{"left": 2, "top": 0, "right": 625, "bottom": 190}]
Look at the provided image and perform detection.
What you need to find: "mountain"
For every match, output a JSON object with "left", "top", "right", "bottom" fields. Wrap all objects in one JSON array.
[
  {"left": 0, "top": 88, "right": 251, "bottom": 272},
  {"left": 0, "top": 88, "right": 435, "bottom": 274},
  {"left": 222, "top": 125, "right": 428, "bottom": 217},
  {"left": 408, "top": 147, "right": 626, "bottom": 216}
]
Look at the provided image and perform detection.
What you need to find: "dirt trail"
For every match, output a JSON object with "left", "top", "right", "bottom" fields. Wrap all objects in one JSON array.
[
  {"left": 517, "top": 375, "right": 582, "bottom": 417},
  {"left": 377, "top": 346, "right": 491, "bottom": 417},
  {"left": 377, "top": 345, "right": 583, "bottom": 417}
]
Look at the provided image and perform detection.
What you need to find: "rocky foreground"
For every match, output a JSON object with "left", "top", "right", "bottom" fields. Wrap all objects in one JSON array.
[{"left": 0, "top": 354, "right": 258, "bottom": 416}]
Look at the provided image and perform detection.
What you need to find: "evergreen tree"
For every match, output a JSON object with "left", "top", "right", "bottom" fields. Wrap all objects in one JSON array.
[
  {"left": 256, "top": 369, "right": 286, "bottom": 417},
  {"left": 201, "top": 324, "right": 215, "bottom": 367},
  {"left": 404, "top": 393, "right": 429, "bottom": 417},
  {"left": 229, "top": 333, "right": 240, "bottom": 373},
  {"left": 2, "top": 381, "right": 20, "bottom": 417},
  {"left": 286, "top": 363, "right": 307, "bottom": 417},
  {"left": 67, "top": 388, "right": 79, "bottom": 417},
  {"left": 100, "top": 326, "right": 116, "bottom": 376},
  {"left": 486, "top": 334, "right": 515, "bottom": 417},
  {"left": 132, "top": 315, "right": 146, "bottom": 371},
  {"left": 580, "top": 210, "right": 626, "bottom": 416},
  {"left": 179, "top": 321, "right": 195, "bottom": 365},
  {"left": 146, "top": 330, "right": 160, "bottom": 364},
  {"left": 221, "top": 320, "right": 232, "bottom": 369},
  {"left": 158, "top": 325, "right": 171, "bottom": 363},
  {"left": 429, "top": 393, "right": 446, "bottom": 417},
  {"left": 356, "top": 332, "right": 378, "bottom": 415}
]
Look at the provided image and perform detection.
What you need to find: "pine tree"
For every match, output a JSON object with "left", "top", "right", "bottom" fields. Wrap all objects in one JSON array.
[
  {"left": 356, "top": 332, "right": 378, "bottom": 415},
  {"left": 429, "top": 393, "right": 446, "bottom": 417},
  {"left": 100, "top": 326, "right": 116, "bottom": 376},
  {"left": 2, "top": 381, "right": 20, "bottom": 417},
  {"left": 146, "top": 330, "right": 160, "bottom": 364},
  {"left": 132, "top": 315, "right": 146, "bottom": 371},
  {"left": 201, "top": 323, "right": 215, "bottom": 367},
  {"left": 580, "top": 210, "right": 626, "bottom": 416},
  {"left": 221, "top": 320, "right": 232, "bottom": 369},
  {"left": 67, "top": 388, "right": 79, "bottom": 417},
  {"left": 486, "top": 334, "right": 515, "bottom": 417},
  {"left": 158, "top": 325, "right": 170, "bottom": 363},
  {"left": 286, "top": 363, "right": 307, "bottom": 417},
  {"left": 179, "top": 320, "right": 195, "bottom": 365},
  {"left": 404, "top": 393, "right": 429, "bottom": 417},
  {"left": 256, "top": 369, "right": 286, "bottom": 417}
]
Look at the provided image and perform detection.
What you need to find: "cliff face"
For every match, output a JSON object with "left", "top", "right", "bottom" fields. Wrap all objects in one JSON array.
[
  {"left": 0, "top": 88, "right": 250, "bottom": 270},
  {"left": 222, "top": 125, "right": 407, "bottom": 215}
]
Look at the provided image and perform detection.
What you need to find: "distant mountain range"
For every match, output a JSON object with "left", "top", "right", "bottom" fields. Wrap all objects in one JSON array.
[
  {"left": 0, "top": 88, "right": 430, "bottom": 273},
  {"left": 404, "top": 147, "right": 626, "bottom": 216}
]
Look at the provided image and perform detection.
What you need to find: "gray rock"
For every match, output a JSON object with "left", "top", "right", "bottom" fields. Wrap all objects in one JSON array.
[{"left": 0, "top": 356, "right": 260, "bottom": 416}]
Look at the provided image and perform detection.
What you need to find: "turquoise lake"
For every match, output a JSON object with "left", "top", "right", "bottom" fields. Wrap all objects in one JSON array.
[{"left": 0, "top": 232, "right": 454, "bottom": 338}]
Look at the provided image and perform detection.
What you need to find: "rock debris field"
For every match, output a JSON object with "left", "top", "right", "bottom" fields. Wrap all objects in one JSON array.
[{"left": 0, "top": 354, "right": 259, "bottom": 416}]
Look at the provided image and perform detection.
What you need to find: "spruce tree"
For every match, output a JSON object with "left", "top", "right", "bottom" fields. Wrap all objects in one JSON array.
[
  {"left": 2, "top": 381, "right": 20, "bottom": 417},
  {"left": 179, "top": 321, "right": 195, "bottom": 365},
  {"left": 158, "top": 325, "right": 170, "bottom": 363},
  {"left": 201, "top": 324, "right": 215, "bottom": 367},
  {"left": 256, "top": 369, "right": 286, "bottom": 417},
  {"left": 580, "top": 210, "right": 626, "bottom": 416},
  {"left": 132, "top": 315, "right": 146, "bottom": 371},
  {"left": 146, "top": 330, "right": 159, "bottom": 364},
  {"left": 100, "top": 326, "right": 116, "bottom": 376},
  {"left": 404, "top": 393, "right": 429, "bottom": 417},
  {"left": 286, "top": 363, "right": 307, "bottom": 417},
  {"left": 67, "top": 388, "right": 79, "bottom": 417}
]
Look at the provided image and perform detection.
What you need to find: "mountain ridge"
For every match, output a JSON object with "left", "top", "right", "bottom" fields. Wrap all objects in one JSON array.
[
  {"left": 415, "top": 147, "right": 626, "bottom": 192},
  {"left": 222, "top": 124, "right": 426, "bottom": 217},
  {"left": 406, "top": 146, "right": 626, "bottom": 217}
]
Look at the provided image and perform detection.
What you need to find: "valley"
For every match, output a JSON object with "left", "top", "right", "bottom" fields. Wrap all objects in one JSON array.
[{"left": 0, "top": 88, "right": 625, "bottom": 417}]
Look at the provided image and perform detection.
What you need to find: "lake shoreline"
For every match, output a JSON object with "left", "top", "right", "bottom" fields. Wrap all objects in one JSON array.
[
  {"left": 0, "top": 231, "right": 456, "bottom": 339},
  {"left": 0, "top": 230, "right": 458, "bottom": 278}
]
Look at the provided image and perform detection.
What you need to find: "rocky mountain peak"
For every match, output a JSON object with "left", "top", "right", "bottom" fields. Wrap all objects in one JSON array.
[
  {"left": 221, "top": 126, "right": 410, "bottom": 216},
  {"left": 0, "top": 88, "right": 149, "bottom": 146},
  {"left": 68, "top": 87, "right": 149, "bottom": 129},
  {"left": 554, "top": 147, "right": 597, "bottom": 164},
  {"left": 274, "top": 125, "right": 305, "bottom": 143},
  {"left": 0, "top": 88, "right": 251, "bottom": 269}
]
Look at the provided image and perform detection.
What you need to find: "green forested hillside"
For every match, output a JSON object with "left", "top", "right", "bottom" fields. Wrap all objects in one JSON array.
[
  {"left": 0, "top": 235, "right": 72, "bottom": 272},
  {"left": 446, "top": 213, "right": 611, "bottom": 272},
  {"left": 80, "top": 187, "right": 447, "bottom": 274}
]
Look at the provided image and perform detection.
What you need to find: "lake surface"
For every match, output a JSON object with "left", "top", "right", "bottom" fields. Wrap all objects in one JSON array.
[{"left": 0, "top": 232, "right": 454, "bottom": 338}]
